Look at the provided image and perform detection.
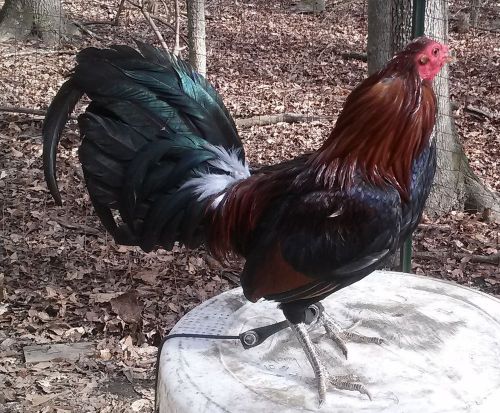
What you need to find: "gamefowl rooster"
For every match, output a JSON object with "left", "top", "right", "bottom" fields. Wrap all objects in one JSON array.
[{"left": 43, "top": 37, "right": 450, "bottom": 402}]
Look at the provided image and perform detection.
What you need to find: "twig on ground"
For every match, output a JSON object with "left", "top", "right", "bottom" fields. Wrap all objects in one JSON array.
[
  {"left": 220, "top": 271, "right": 240, "bottom": 285},
  {"left": 72, "top": 21, "right": 104, "bottom": 40},
  {"left": 236, "top": 113, "right": 328, "bottom": 128},
  {"left": 475, "top": 26, "right": 500, "bottom": 34},
  {"left": 0, "top": 106, "right": 77, "bottom": 120},
  {"left": 341, "top": 52, "right": 368, "bottom": 62},
  {"left": 0, "top": 106, "right": 46, "bottom": 116},
  {"left": 417, "top": 223, "right": 452, "bottom": 231},
  {"left": 53, "top": 217, "right": 102, "bottom": 237},
  {"left": 82, "top": 20, "right": 116, "bottom": 26},
  {"left": 2, "top": 49, "right": 74, "bottom": 58},
  {"left": 465, "top": 105, "right": 495, "bottom": 120},
  {"left": 317, "top": 44, "right": 367, "bottom": 62},
  {"left": 414, "top": 251, "right": 500, "bottom": 265}
]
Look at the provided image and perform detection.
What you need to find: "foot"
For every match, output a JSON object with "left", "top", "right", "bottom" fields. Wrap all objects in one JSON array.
[
  {"left": 289, "top": 321, "right": 372, "bottom": 405},
  {"left": 318, "top": 309, "right": 384, "bottom": 359}
]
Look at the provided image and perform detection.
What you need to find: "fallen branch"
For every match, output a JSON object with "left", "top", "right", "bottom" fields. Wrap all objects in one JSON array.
[
  {"left": 24, "top": 342, "right": 95, "bottom": 363},
  {"left": 417, "top": 223, "right": 452, "bottom": 231},
  {"left": 0, "top": 106, "right": 77, "bottom": 120},
  {"left": 465, "top": 105, "right": 495, "bottom": 120},
  {"left": 2, "top": 49, "right": 74, "bottom": 59},
  {"left": 475, "top": 26, "right": 500, "bottom": 34},
  {"left": 81, "top": 20, "right": 117, "bottom": 26},
  {"left": 0, "top": 106, "right": 46, "bottom": 116},
  {"left": 1, "top": 108, "right": 330, "bottom": 129},
  {"left": 341, "top": 52, "right": 368, "bottom": 62},
  {"left": 317, "top": 43, "right": 367, "bottom": 62},
  {"left": 72, "top": 21, "right": 104, "bottom": 40},
  {"left": 53, "top": 217, "right": 102, "bottom": 236},
  {"left": 236, "top": 113, "right": 328, "bottom": 128},
  {"left": 414, "top": 251, "right": 500, "bottom": 265},
  {"left": 220, "top": 271, "right": 240, "bottom": 285}
]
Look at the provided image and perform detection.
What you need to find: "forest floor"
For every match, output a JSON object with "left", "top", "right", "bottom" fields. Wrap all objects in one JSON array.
[{"left": 0, "top": 0, "right": 499, "bottom": 412}]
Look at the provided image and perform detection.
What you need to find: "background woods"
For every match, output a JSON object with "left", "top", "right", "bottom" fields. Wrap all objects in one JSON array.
[{"left": 0, "top": 0, "right": 499, "bottom": 411}]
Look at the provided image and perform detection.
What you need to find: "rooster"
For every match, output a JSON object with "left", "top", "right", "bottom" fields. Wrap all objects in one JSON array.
[{"left": 43, "top": 37, "right": 450, "bottom": 402}]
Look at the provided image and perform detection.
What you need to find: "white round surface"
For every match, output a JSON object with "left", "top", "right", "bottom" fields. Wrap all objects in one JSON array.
[{"left": 156, "top": 271, "right": 500, "bottom": 412}]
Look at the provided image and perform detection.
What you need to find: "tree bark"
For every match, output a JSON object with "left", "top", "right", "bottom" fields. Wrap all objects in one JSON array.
[
  {"left": 367, "top": 0, "right": 392, "bottom": 75},
  {"left": 367, "top": 0, "right": 412, "bottom": 75},
  {"left": 0, "top": 0, "right": 75, "bottom": 43},
  {"left": 186, "top": 0, "right": 206, "bottom": 76},
  {"left": 424, "top": 0, "right": 467, "bottom": 215},
  {"left": 422, "top": 0, "right": 499, "bottom": 221},
  {"left": 469, "top": 0, "right": 481, "bottom": 28}
]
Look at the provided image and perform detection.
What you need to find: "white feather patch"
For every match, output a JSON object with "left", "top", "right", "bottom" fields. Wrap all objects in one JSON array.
[{"left": 181, "top": 144, "right": 250, "bottom": 208}]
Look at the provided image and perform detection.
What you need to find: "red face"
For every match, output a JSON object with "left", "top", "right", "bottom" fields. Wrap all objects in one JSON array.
[{"left": 415, "top": 41, "right": 450, "bottom": 81}]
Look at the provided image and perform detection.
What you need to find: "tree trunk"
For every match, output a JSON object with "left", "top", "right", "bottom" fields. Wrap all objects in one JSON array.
[
  {"left": 367, "top": 0, "right": 392, "bottom": 74},
  {"left": 469, "top": 0, "right": 480, "bottom": 28},
  {"left": 367, "top": 0, "right": 412, "bottom": 75},
  {"left": 186, "top": 0, "right": 206, "bottom": 76},
  {"left": 0, "top": 0, "right": 75, "bottom": 43},
  {"left": 424, "top": 0, "right": 467, "bottom": 214}
]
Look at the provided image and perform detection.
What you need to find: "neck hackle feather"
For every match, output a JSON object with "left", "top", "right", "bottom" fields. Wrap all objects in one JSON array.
[{"left": 309, "top": 48, "right": 437, "bottom": 201}]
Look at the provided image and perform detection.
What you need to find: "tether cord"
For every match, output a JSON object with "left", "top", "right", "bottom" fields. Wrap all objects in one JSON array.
[
  {"left": 162, "top": 333, "right": 240, "bottom": 341},
  {"left": 153, "top": 305, "right": 322, "bottom": 411},
  {"left": 153, "top": 323, "right": 288, "bottom": 411}
]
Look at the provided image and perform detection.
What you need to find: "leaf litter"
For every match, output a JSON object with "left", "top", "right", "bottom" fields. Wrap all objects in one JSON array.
[{"left": 0, "top": 0, "right": 499, "bottom": 411}]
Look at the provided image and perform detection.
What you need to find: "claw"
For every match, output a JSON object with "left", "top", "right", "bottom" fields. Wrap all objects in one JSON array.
[
  {"left": 330, "top": 375, "right": 372, "bottom": 401},
  {"left": 319, "top": 311, "right": 384, "bottom": 358},
  {"left": 289, "top": 321, "right": 372, "bottom": 404}
]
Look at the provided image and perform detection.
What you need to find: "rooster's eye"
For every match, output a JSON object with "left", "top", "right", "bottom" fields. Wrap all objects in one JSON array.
[{"left": 432, "top": 48, "right": 439, "bottom": 56}]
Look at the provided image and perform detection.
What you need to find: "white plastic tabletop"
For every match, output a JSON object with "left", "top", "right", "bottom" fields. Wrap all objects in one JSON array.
[{"left": 156, "top": 271, "right": 500, "bottom": 413}]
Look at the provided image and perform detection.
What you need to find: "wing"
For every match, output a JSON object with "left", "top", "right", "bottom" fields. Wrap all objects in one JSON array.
[{"left": 241, "top": 181, "right": 402, "bottom": 303}]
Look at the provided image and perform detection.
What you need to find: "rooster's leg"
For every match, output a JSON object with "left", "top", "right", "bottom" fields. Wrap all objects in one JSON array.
[
  {"left": 319, "top": 311, "right": 384, "bottom": 359},
  {"left": 289, "top": 322, "right": 371, "bottom": 405}
]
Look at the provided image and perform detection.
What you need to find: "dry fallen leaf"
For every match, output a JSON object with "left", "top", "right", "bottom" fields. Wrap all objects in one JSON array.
[
  {"left": 0, "top": 1, "right": 499, "bottom": 411},
  {"left": 110, "top": 291, "right": 143, "bottom": 325}
]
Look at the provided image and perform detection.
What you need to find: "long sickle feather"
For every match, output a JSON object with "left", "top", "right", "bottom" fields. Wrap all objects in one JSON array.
[{"left": 42, "top": 79, "right": 83, "bottom": 205}]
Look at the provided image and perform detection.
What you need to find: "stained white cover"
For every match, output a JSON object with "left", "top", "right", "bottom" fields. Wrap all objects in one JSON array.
[{"left": 157, "top": 271, "right": 500, "bottom": 412}]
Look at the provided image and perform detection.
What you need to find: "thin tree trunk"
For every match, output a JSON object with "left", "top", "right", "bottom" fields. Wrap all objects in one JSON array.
[
  {"left": 367, "top": 0, "right": 412, "bottom": 75},
  {"left": 367, "top": 0, "right": 392, "bottom": 74},
  {"left": 469, "top": 0, "right": 481, "bottom": 28},
  {"left": 424, "top": 0, "right": 467, "bottom": 215},
  {"left": 186, "top": 0, "right": 206, "bottom": 76}
]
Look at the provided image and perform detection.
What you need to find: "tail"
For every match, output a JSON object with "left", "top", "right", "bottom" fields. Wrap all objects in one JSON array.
[
  {"left": 42, "top": 42, "right": 248, "bottom": 252},
  {"left": 42, "top": 79, "right": 83, "bottom": 205}
]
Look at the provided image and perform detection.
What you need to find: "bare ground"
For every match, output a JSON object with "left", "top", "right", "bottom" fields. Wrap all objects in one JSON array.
[{"left": 0, "top": 0, "right": 499, "bottom": 412}]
